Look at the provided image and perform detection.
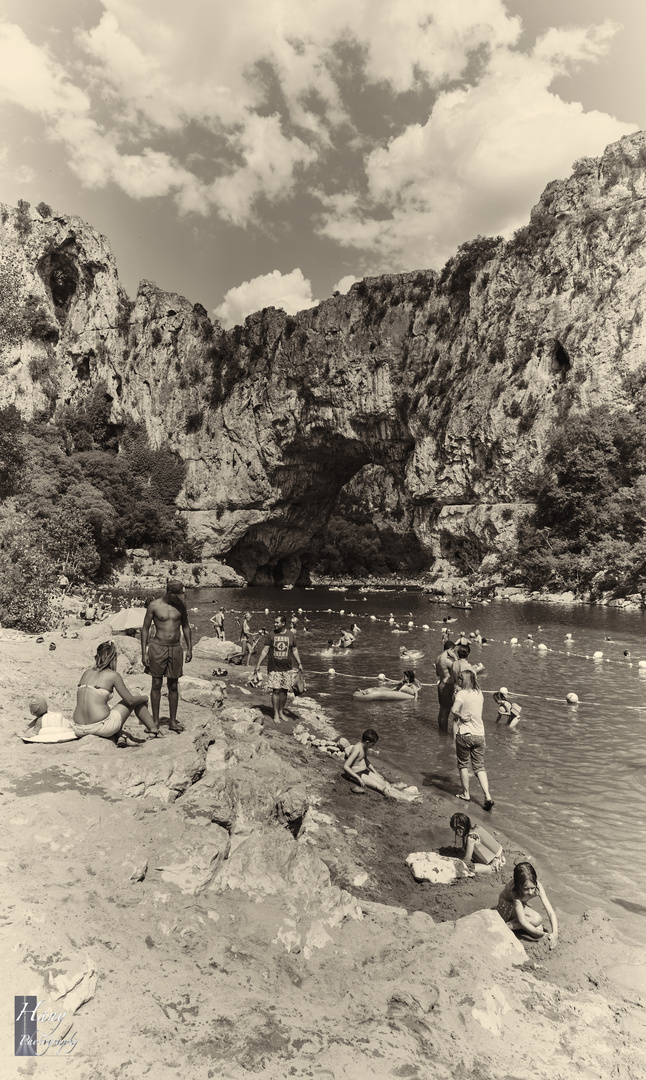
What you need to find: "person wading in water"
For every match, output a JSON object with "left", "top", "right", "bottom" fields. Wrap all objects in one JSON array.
[{"left": 141, "top": 579, "right": 192, "bottom": 734}]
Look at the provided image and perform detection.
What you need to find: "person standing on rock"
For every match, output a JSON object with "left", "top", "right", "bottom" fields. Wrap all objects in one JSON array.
[
  {"left": 435, "top": 639, "right": 457, "bottom": 732},
  {"left": 253, "top": 614, "right": 304, "bottom": 722},
  {"left": 210, "top": 606, "right": 225, "bottom": 640},
  {"left": 141, "top": 579, "right": 192, "bottom": 734}
]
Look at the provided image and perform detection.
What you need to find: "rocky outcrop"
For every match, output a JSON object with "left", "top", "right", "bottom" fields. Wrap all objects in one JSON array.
[
  {"left": 5, "top": 132, "right": 646, "bottom": 582},
  {"left": 3, "top": 623, "right": 645, "bottom": 1078}
]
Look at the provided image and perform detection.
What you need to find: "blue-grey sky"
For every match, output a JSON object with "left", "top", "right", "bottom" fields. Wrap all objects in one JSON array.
[{"left": 0, "top": 1, "right": 641, "bottom": 326}]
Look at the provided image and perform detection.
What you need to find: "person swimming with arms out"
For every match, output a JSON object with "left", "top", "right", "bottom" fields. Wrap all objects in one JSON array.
[
  {"left": 450, "top": 812, "right": 505, "bottom": 873},
  {"left": 496, "top": 862, "right": 558, "bottom": 948}
]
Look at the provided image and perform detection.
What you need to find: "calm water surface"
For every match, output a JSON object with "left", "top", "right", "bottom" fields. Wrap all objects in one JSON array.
[{"left": 180, "top": 586, "right": 646, "bottom": 943}]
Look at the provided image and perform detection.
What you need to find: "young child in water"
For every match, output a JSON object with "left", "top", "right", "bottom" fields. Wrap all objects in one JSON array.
[
  {"left": 450, "top": 812, "right": 505, "bottom": 872},
  {"left": 493, "top": 688, "right": 522, "bottom": 727},
  {"left": 497, "top": 862, "right": 558, "bottom": 948},
  {"left": 343, "top": 729, "right": 421, "bottom": 802}
]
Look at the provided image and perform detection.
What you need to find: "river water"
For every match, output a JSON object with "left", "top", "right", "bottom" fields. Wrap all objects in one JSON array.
[{"left": 162, "top": 585, "right": 646, "bottom": 944}]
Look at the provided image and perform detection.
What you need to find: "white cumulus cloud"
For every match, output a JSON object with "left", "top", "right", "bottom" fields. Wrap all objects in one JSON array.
[
  {"left": 318, "top": 22, "right": 636, "bottom": 271},
  {"left": 0, "top": 3, "right": 638, "bottom": 276},
  {"left": 214, "top": 268, "right": 319, "bottom": 329},
  {"left": 332, "top": 275, "right": 358, "bottom": 294}
]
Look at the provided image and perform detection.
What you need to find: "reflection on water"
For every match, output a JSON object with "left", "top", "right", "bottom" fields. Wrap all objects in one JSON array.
[{"left": 187, "top": 585, "right": 646, "bottom": 942}]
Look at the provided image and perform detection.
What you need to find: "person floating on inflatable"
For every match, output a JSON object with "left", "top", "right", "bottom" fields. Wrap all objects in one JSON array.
[
  {"left": 450, "top": 812, "right": 505, "bottom": 873},
  {"left": 493, "top": 687, "right": 522, "bottom": 728},
  {"left": 391, "top": 669, "right": 421, "bottom": 699},
  {"left": 399, "top": 646, "right": 424, "bottom": 662}
]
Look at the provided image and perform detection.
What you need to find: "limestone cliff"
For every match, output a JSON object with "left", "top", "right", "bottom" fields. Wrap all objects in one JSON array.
[{"left": 3, "top": 131, "right": 646, "bottom": 583}]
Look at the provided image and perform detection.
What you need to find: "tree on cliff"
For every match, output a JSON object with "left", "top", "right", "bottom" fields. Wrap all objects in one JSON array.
[
  {"left": 504, "top": 403, "right": 646, "bottom": 593},
  {"left": 0, "top": 405, "right": 25, "bottom": 497}
]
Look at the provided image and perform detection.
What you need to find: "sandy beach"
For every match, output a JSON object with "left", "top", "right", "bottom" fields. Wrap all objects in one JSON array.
[{"left": 2, "top": 622, "right": 645, "bottom": 1079}]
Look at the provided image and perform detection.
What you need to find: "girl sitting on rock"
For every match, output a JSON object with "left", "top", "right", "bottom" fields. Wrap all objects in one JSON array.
[
  {"left": 74, "top": 640, "right": 161, "bottom": 745},
  {"left": 450, "top": 812, "right": 505, "bottom": 872}
]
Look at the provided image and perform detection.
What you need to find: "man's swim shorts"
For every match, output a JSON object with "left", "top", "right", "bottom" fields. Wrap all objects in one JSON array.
[{"left": 147, "top": 640, "right": 184, "bottom": 678}]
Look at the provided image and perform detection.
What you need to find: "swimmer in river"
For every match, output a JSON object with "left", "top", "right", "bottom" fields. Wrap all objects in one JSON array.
[
  {"left": 343, "top": 729, "right": 422, "bottom": 802},
  {"left": 496, "top": 862, "right": 558, "bottom": 948}
]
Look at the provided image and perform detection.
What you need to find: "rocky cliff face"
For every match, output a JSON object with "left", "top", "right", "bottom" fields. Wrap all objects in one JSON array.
[{"left": 3, "top": 131, "right": 646, "bottom": 583}]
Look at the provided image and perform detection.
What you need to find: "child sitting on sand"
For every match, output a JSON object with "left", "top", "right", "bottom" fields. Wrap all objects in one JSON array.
[
  {"left": 343, "top": 729, "right": 421, "bottom": 802},
  {"left": 450, "top": 812, "right": 505, "bottom": 872},
  {"left": 496, "top": 862, "right": 558, "bottom": 948}
]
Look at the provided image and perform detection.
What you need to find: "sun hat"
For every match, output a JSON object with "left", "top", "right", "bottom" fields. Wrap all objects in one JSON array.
[{"left": 21, "top": 711, "right": 78, "bottom": 743}]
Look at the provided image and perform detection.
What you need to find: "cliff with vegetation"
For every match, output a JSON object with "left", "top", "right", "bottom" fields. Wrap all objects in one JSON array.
[{"left": 4, "top": 131, "right": 646, "bottom": 589}]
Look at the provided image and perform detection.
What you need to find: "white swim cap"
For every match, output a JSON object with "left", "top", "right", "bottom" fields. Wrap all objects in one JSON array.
[
  {"left": 593, "top": 651, "right": 603, "bottom": 659},
  {"left": 370, "top": 615, "right": 376, "bottom": 620},
  {"left": 340, "top": 609, "right": 344, "bottom": 615},
  {"left": 408, "top": 621, "right": 414, "bottom": 627},
  {"left": 499, "top": 686, "right": 509, "bottom": 695},
  {"left": 422, "top": 624, "right": 429, "bottom": 630},
  {"left": 537, "top": 643, "right": 548, "bottom": 651},
  {"left": 378, "top": 673, "right": 386, "bottom": 680},
  {"left": 510, "top": 637, "right": 518, "bottom": 645},
  {"left": 566, "top": 692, "right": 579, "bottom": 704},
  {"left": 639, "top": 660, "right": 646, "bottom": 669},
  {"left": 328, "top": 668, "right": 336, "bottom": 675}
]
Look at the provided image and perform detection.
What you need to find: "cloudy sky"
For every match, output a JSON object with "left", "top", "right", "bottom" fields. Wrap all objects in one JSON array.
[{"left": 0, "top": 1, "right": 643, "bottom": 327}]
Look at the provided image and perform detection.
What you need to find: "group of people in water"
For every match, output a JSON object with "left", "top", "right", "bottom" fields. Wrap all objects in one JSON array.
[{"left": 40, "top": 589, "right": 559, "bottom": 948}]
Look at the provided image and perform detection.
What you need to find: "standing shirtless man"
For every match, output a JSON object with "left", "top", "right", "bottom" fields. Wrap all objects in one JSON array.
[
  {"left": 141, "top": 579, "right": 192, "bottom": 734},
  {"left": 435, "top": 639, "right": 457, "bottom": 733}
]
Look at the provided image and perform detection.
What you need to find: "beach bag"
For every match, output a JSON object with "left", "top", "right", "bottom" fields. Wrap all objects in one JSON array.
[{"left": 293, "top": 670, "right": 306, "bottom": 696}]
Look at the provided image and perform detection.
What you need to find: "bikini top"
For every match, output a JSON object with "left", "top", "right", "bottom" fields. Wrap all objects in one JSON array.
[{"left": 77, "top": 684, "right": 111, "bottom": 700}]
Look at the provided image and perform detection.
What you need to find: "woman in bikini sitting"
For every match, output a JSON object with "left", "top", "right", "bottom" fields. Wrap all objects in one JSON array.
[{"left": 73, "top": 640, "right": 161, "bottom": 745}]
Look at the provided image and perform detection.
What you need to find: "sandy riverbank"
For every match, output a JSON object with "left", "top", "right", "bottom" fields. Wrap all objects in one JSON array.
[{"left": 1, "top": 625, "right": 645, "bottom": 1078}]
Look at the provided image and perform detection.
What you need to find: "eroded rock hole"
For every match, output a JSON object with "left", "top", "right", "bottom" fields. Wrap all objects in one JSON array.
[
  {"left": 75, "top": 356, "right": 91, "bottom": 381},
  {"left": 37, "top": 250, "right": 79, "bottom": 322},
  {"left": 554, "top": 340, "right": 572, "bottom": 374}
]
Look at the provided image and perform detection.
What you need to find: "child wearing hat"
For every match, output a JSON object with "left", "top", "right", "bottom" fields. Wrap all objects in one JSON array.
[
  {"left": 20, "top": 697, "right": 77, "bottom": 743},
  {"left": 493, "top": 687, "right": 522, "bottom": 728}
]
